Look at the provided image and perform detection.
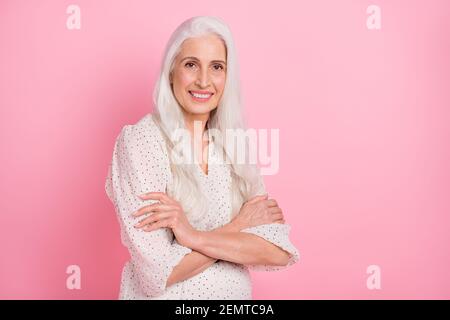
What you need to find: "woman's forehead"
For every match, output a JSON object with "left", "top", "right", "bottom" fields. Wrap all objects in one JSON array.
[{"left": 178, "top": 35, "right": 226, "bottom": 61}]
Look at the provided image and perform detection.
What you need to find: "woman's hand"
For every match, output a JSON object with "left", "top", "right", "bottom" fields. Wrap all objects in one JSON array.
[
  {"left": 231, "top": 194, "right": 285, "bottom": 231},
  {"left": 132, "top": 192, "right": 198, "bottom": 248}
]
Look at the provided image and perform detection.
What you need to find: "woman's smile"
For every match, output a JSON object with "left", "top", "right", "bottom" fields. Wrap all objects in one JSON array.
[{"left": 189, "top": 90, "right": 214, "bottom": 103}]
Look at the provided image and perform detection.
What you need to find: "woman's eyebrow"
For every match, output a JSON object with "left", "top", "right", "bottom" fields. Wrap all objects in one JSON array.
[{"left": 180, "top": 56, "right": 226, "bottom": 65}]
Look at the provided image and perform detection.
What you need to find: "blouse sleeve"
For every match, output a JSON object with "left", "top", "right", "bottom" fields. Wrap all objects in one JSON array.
[
  {"left": 241, "top": 169, "right": 300, "bottom": 271},
  {"left": 105, "top": 124, "right": 192, "bottom": 298}
]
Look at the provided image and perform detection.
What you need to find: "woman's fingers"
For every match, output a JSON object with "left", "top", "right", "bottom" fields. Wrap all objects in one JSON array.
[
  {"left": 268, "top": 206, "right": 284, "bottom": 224},
  {"left": 266, "top": 199, "right": 278, "bottom": 207},
  {"left": 132, "top": 203, "right": 174, "bottom": 217},
  {"left": 134, "top": 211, "right": 173, "bottom": 229},
  {"left": 142, "top": 218, "right": 172, "bottom": 232},
  {"left": 138, "top": 192, "right": 175, "bottom": 204},
  {"left": 245, "top": 194, "right": 268, "bottom": 205},
  {"left": 271, "top": 213, "right": 284, "bottom": 222},
  {"left": 268, "top": 206, "right": 282, "bottom": 214}
]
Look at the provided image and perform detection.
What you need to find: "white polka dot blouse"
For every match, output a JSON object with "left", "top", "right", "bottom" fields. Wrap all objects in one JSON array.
[{"left": 105, "top": 113, "right": 299, "bottom": 299}]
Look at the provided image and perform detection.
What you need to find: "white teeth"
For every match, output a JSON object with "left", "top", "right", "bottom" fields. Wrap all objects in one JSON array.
[{"left": 190, "top": 91, "right": 212, "bottom": 99}]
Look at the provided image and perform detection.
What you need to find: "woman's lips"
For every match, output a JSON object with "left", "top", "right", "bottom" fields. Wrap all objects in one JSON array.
[{"left": 189, "top": 90, "right": 213, "bottom": 102}]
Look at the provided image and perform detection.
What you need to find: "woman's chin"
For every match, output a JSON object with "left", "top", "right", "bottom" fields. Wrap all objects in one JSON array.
[{"left": 183, "top": 104, "right": 216, "bottom": 115}]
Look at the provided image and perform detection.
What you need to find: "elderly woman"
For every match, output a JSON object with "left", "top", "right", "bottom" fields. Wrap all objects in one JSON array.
[{"left": 105, "top": 16, "right": 299, "bottom": 300}]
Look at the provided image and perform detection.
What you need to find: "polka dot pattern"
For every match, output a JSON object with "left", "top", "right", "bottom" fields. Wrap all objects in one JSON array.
[{"left": 105, "top": 113, "right": 299, "bottom": 299}]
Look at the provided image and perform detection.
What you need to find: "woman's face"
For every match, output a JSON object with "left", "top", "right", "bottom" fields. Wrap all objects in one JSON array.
[{"left": 170, "top": 34, "right": 227, "bottom": 118}]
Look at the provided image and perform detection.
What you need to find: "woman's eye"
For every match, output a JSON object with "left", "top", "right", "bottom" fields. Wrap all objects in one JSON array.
[
  {"left": 185, "top": 62, "right": 196, "bottom": 68},
  {"left": 213, "top": 64, "right": 224, "bottom": 71}
]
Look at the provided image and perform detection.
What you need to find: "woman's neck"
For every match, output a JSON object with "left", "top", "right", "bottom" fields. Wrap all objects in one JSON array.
[
  {"left": 183, "top": 112, "right": 210, "bottom": 166},
  {"left": 183, "top": 112, "right": 210, "bottom": 140}
]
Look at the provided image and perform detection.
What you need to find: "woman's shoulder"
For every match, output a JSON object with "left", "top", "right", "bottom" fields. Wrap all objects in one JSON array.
[
  {"left": 120, "top": 112, "right": 162, "bottom": 140},
  {"left": 118, "top": 112, "right": 167, "bottom": 158},
  {"left": 125, "top": 112, "right": 159, "bottom": 136}
]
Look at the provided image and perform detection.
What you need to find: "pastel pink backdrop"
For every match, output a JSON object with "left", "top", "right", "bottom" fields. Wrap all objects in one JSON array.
[{"left": 1, "top": 0, "right": 449, "bottom": 299}]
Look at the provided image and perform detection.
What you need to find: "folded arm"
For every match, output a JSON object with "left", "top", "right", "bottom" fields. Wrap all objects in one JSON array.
[
  {"left": 166, "top": 221, "right": 239, "bottom": 287},
  {"left": 166, "top": 222, "right": 291, "bottom": 288},
  {"left": 191, "top": 228, "right": 291, "bottom": 266}
]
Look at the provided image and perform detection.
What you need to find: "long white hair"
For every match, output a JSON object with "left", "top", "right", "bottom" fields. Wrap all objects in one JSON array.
[{"left": 152, "top": 16, "right": 262, "bottom": 224}]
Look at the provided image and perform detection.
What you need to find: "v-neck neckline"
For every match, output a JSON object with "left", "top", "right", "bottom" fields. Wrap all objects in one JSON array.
[
  {"left": 197, "top": 150, "right": 209, "bottom": 177},
  {"left": 196, "top": 128, "right": 212, "bottom": 178}
]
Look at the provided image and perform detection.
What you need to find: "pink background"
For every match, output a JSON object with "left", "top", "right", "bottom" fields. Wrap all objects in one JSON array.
[{"left": 1, "top": 0, "right": 449, "bottom": 299}]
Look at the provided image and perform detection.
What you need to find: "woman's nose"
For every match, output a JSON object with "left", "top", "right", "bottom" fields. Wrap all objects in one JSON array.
[{"left": 195, "top": 69, "right": 211, "bottom": 88}]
